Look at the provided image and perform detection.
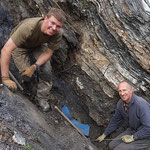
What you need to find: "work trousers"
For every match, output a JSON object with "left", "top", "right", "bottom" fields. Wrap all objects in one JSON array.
[
  {"left": 109, "top": 128, "right": 150, "bottom": 150},
  {"left": 12, "top": 45, "right": 52, "bottom": 102}
]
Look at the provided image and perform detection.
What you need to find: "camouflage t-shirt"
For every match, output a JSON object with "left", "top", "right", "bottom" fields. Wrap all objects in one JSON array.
[{"left": 10, "top": 17, "right": 62, "bottom": 50}]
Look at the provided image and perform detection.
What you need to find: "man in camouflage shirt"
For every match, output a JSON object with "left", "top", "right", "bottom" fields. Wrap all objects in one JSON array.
[{"left": 1, "top": 8, "right": 66, "bottom": 111}]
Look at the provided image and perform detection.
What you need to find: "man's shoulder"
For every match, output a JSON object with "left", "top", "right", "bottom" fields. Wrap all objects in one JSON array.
[
  {"left": 133, "top": 94, "right": 150, "bottom": 106},
  {"left": 11, "top": 17, "right": 43, "bottom": 35},
  {"left": 50, "top": 30, "right": 63, "bottom": 41},
  {"left": 22, "top": 17, "right": 43, "bottom": 26},
  {"left": 53, "top": 29, "right": 63, "bottom": 37}
]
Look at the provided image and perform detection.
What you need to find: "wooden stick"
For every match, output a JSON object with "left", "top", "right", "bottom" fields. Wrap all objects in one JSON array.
[{"left": 54, "top": 105, "right": 87, "bottom": 139}]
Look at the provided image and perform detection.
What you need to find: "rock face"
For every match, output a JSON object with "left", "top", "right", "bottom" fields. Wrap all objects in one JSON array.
[{"left": 0, "top": 0, "right": 150, "bottom": 149}]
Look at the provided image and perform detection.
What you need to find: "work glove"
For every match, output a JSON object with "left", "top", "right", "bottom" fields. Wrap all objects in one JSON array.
[
  {"left": 2, "top": 76, "right": 17, "bottom": 91},
  {"left": 121, "top": 135, "right": 134, "bottom": 143},
  {"left": 96, "top": 133, "right": 106, "bottom": 142},
  {"left": 22, "top": 65, "right": 36, "bottom": 80}
]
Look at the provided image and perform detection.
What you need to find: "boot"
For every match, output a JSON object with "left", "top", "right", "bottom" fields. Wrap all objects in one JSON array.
[{"left": 38, "top": 99, "right": 50, "bottom": 112}]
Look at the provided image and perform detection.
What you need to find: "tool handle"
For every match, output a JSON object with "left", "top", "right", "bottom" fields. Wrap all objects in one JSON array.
[
  {"left": 54, "top": 105, "right": 87, "bottom": 139},
  {"left": 9, "top": 71, "right": 24, "bottom": 91}
]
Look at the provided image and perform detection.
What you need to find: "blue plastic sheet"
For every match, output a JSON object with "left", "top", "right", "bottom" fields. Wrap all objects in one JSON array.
[{"left": 62, "top": 106, "right": 90, "bottom": 136}]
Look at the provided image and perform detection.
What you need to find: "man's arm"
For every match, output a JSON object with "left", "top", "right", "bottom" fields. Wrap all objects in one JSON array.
[
  {"left": 21, "top": 48, "right": 54, "bottom": 79},
  {"left": 133, "top": 100, "right": 150, "bottom": 140},
  {"left": 35, "top": 48, "right": 54, "bottom": 66},
  {"left": 1, "top": 38, "right": 17, "bottom": 91},
  {"left": 96, "top": 102, "right": 123, "bottom": 142},
  {"left": 104, "top": 107, "right": 123, "bottom": 136},
  {"left": 1, "top": 38, "right": 17, "bottom": 77}
]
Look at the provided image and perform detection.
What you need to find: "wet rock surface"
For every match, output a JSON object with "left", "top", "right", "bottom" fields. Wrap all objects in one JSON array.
[{"left": 0, "top": 0, "right": 150, "bottom": 149}]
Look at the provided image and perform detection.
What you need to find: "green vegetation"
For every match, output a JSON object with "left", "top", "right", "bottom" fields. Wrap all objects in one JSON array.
[{"left": 24, "top": 144, "right": 32, "bottom": 150}]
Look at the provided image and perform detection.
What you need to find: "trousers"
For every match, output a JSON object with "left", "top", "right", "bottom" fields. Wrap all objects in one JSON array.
[
  {"left": 109, "top": 128, "right": 150, "bottom": 150},
  {"left": 12, "top": 45, "right": 52, "bottom": 102}
]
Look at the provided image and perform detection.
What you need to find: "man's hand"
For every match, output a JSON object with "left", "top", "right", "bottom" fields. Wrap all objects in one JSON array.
[
  {"left": 121, "top": 135, "right": 134, "bottom": 143},
  {"left": 96, "top": 134, "right": 106, "bottom": 142},
  {"left": 2, "top": 77, "right": 17, "bottom": 91},
  {"left": 22, "top": 65, "right": 36, "bottom": 78}
]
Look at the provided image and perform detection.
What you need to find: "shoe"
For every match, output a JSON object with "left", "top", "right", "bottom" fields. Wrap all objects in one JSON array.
[{"left": 38, "top": 99, "right": 50, "bottom": 112}]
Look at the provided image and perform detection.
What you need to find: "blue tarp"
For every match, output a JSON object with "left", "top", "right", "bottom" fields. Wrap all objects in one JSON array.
[{"left": 62, "top": 106, "right": 90, "bottom": 136}]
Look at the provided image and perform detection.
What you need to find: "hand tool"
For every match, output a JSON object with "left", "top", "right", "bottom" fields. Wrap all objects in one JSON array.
[{"left": 92, "top": 138, "right": 121, "bottom": 142}]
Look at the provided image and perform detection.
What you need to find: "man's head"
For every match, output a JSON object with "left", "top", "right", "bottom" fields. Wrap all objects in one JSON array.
[
  {"left": 41, "top": 8, "right": 66, "bottom": 36},
  {"left": 46, "top": 8, "right": 66, "bottom": 23},
  {"left": 118, "top": 81, "right": 133, "bottom": 103}
]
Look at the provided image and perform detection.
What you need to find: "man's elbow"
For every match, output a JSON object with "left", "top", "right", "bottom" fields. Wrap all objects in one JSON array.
[
  {"left": 1, "top": 46, "right": 7, "bottom": 56},
  {"left": 47, "top": 49, "right": 54, "bottom": 57},
  {"left": 1, "top": 38, "right": 17, "bottom": 55},
  {"left": 1, "top": 46, "right": 13, "bottom": 60}
]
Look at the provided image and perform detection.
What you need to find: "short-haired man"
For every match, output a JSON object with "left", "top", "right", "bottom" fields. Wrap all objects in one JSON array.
[
  {"left": 1, "top": 8, "right": 66, "bottom": 111},
  {"left": 97, "top": 81, "right": 150, "bottom": 150}
]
